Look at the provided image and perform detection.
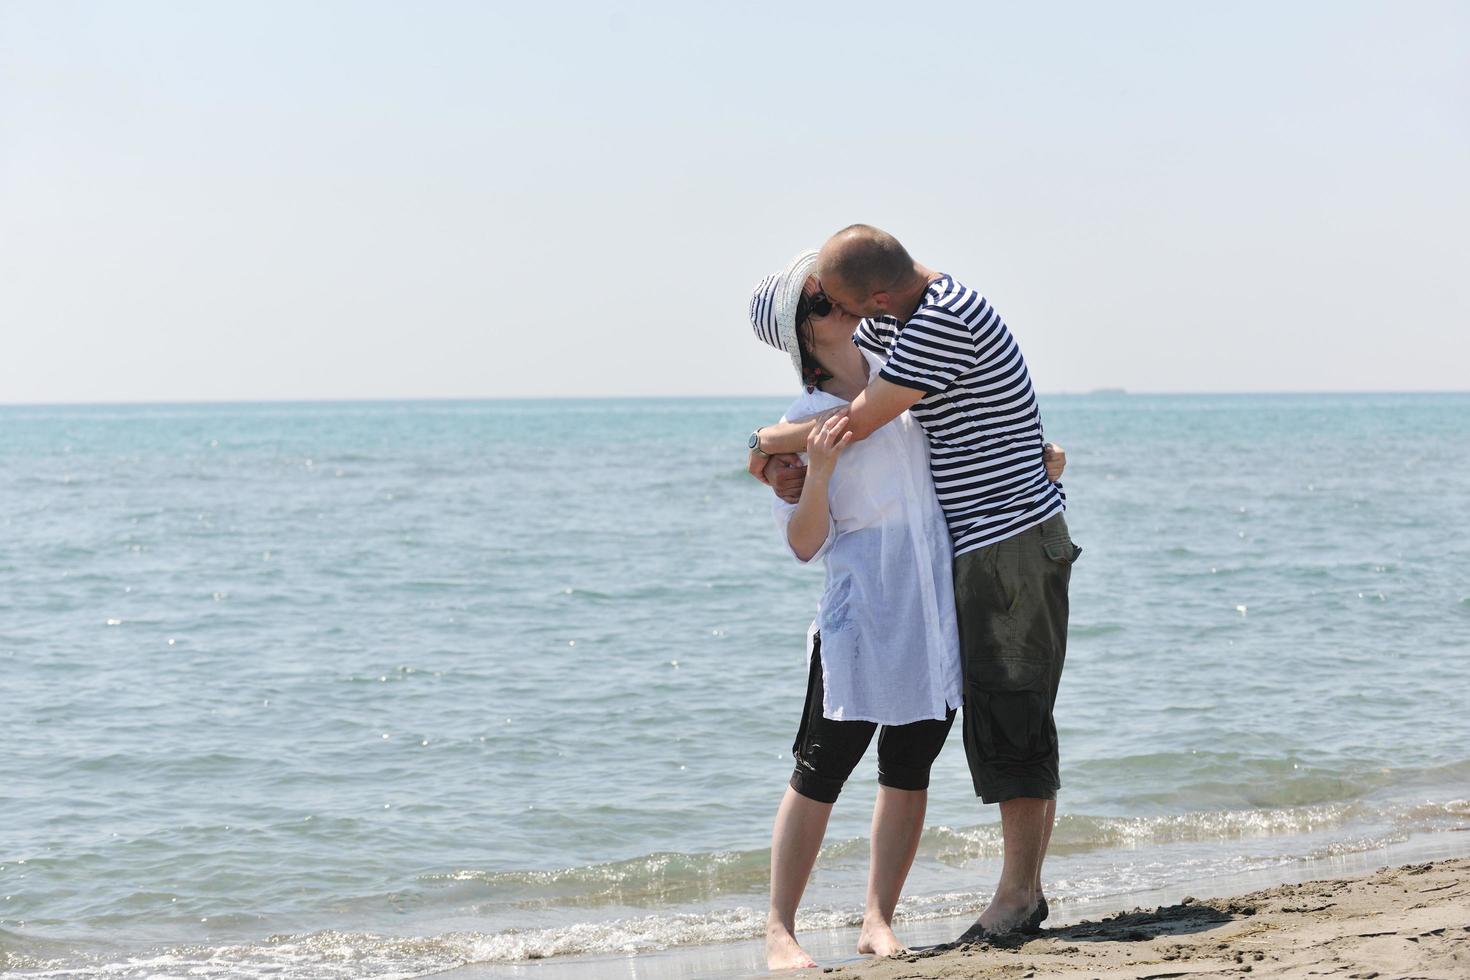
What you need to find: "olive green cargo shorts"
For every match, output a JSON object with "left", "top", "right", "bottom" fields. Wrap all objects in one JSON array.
[{"left": 954, "top": 512, "right": 1080, "bottom": 804}]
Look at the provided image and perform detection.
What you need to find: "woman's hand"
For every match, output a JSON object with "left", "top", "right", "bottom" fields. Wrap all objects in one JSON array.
[
  {"left": 806, "top": 414, "right": 854, "bottom": 478},
  {"left": 1044, "top": 442, "right": 1066, "bottom": 482}
]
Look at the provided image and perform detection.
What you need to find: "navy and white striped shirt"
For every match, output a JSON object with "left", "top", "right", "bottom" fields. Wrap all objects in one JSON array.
[{"left": 854, "top": 275, "right": 1064, "bottom": 557}]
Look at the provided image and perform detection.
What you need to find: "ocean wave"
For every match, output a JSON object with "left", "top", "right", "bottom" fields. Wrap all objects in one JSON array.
[
  {"left": 1069, "top": 754, "right": 1470, "bottom": 811},
  {"left": 418, "top": 849, "right": 771, "bottom": 908},
  {"left": 1069, "top": 622, "right": 1126, "bottom": 638},
  {"left": 7, "top": 931, "right": 463, "bottom": 980},
  {"left": 12, "top": 799, "right": 1470, "bottom": 975},
  {"left": 920, "top": 802, "right": 1404, "bottom": 865},
  {"left": 5, "top": 902, "right": 876, "bottom": 978},
  {"left": 413, "top": 799, "right": 1470, "bottom": 911},
  {"left": 548, "top": 584, "right": 683, "bottom": 603}
]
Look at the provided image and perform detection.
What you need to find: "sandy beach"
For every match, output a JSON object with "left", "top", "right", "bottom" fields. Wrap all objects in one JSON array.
[{"left": 820, "top": 858, "right": 1468, "bottom": 980}]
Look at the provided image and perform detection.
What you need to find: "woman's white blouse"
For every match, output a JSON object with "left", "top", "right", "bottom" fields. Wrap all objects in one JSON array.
[{"left": 773, "top": 352, "right": 963, "bottom": 726}]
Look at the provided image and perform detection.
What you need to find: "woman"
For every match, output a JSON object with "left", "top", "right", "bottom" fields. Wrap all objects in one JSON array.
[{"left": 747, "top": 251, "right": 1063, "bottom": 969}]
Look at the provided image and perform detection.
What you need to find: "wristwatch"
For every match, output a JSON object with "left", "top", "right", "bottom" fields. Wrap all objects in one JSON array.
[{"left": 748, "top": 429, "right": 771, "bottom": 459}]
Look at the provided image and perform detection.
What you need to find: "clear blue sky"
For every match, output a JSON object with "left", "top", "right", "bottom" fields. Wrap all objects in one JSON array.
[{"left": 2, "top": 1, "right": 1466, "bottom": 402}]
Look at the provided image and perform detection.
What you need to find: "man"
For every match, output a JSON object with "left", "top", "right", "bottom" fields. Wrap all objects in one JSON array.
[{"left": 747, "top": 224, "right": 1079, "bottom": 940}]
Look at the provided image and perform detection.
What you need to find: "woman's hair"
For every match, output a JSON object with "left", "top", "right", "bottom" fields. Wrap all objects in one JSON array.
[{"left": 794, "top": 292, "right": 833, "bottom": 390}]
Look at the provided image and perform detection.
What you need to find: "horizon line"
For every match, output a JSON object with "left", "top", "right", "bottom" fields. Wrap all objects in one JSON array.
[{"left": 3, "top": 389, "right": 1468, "bottom": 409}]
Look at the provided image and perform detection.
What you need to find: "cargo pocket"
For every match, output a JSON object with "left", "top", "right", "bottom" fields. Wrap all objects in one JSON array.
[
  {"left": 964, "top": 658, "right": 1051, "bottom": 766},
  {"left": 1040, "top": 518, "right": 1082, "bottom": 565},
  {"left": 1043, "top": 538, "right": 1082, "bottom": 564}
]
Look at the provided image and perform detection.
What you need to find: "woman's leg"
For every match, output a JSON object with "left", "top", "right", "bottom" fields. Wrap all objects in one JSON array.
[
  {"left": 766, "top": 786, "right": 833, "bottom": 969},
  {"left": 858, "top": 785, "right": 927, "bottom": 956},
  {"left": 768, "top": 637, "right": 876, "bottom": 969},
  {"left": 858, "top": 710, "right": 957, "bottom": 955}
]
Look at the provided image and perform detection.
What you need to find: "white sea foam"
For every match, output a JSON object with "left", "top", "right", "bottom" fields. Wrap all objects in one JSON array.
[{"left": 15, "top": 800, "right": 1470, "bottom": 977}]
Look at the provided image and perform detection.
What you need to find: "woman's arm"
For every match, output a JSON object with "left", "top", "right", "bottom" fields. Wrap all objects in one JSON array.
[
  {"left": 785, "top": 469, "right": 835, "bottom": 563},
  {"left": 785, "top": 415, "right": 854, "bottom": 562}
]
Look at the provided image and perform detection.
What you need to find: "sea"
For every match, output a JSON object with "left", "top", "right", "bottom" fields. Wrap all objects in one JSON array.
[{"left": 2, "top": 393, "right": 1468, "bottom": 979}]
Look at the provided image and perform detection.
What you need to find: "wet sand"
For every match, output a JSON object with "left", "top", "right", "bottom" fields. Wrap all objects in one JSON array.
[{"left": 826, "top": 858, "right": 1469, "bottom": 980}]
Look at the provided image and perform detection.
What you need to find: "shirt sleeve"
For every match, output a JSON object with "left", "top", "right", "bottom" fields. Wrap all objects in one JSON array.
[
  {"left": 878, "top": 308, "right": 978, "bottom": 395},
  {"left": 852, "top": 317, "right": 892, "bottom": 359},
  {"left": 772, "top": 496, "right": 837, "bottom": 565}
]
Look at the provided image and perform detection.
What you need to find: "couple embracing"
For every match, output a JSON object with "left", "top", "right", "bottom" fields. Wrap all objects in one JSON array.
[{"left": 744, "top": 225, "right": 1080, "bottom": 969}]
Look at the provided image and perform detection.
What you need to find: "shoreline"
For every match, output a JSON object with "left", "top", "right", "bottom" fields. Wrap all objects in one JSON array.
[
  {"left": 6, "top": 834, "right": 1467, "bottom": 978},
  {"left": 834, "top": 856, "right": 1470, "bottom": 980},
  {"left": 437, "top": 831, "right": 1470, "bottom": 979}
]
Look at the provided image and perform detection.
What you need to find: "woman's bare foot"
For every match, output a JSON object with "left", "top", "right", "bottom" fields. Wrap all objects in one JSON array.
[
  {"left": 766, "top": 922, "right": 818, "bottom": 970},
  {"left": 856, "top": 917, "right": 907, "bottom": 957}
]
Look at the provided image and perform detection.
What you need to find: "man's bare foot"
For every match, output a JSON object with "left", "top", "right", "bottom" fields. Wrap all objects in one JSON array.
[
  {"left": 1019, "top": 894, "right": 1048, "bottom": 934},
  {"left": 957, "top": 888, "right": 1038, "bottom": 942},
  {"left": 766, "top": 923, "right": 818, "bottom": 970},
  {"left": 856, "top": 917, "right": 906, "bottom": 957}
]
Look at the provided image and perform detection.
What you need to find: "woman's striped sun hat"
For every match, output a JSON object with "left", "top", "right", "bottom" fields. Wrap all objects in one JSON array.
[{"left": 748, "top": 249, "right": 818, "bottom": 384}]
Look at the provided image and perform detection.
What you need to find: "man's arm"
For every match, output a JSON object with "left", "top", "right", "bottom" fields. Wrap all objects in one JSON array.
[
  {"left": 747, "top": 417, "right": 830, "bottom": 484},
  {"left": 751, "top": 418, "right": 822, "bottom": 458},
  {"left": 841, "top": 377, "right": 925, "bottom": 441},
  {"left": 770, "top": 439, "right": 1067, "bottom": 501},
  {"left": 746, "top": 378, "right": 926, "bottom": 481}
]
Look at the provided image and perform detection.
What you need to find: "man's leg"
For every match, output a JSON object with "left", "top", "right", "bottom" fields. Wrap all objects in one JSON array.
[
  {"left": 1036, "top": 797, "right": 1056, "bottom": 902},
  {"left": 972, "top": 797, "right": 1048, "bottom": 933},
  {"left": 952, "top": 514, "right": 1078, "bottom": 939}
]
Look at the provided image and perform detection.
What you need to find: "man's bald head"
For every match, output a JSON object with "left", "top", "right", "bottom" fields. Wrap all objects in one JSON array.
[{"left": 817, "top": 224, "right": 915, "bottom": 297}]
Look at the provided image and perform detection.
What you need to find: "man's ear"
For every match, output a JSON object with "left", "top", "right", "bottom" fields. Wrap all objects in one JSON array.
[{"left": 870, "top": 291, "right": 892, "bottom": 313}]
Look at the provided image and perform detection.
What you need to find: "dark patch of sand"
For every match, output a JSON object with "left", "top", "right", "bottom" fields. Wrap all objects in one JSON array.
[{"left": 813, "top": 858, "right": 1470, "bottom": 979}]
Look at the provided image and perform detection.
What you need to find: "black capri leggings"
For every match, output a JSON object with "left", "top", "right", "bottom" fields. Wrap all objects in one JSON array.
[{"left": 789, "top": 633, "right": 957, "bottom": 805}]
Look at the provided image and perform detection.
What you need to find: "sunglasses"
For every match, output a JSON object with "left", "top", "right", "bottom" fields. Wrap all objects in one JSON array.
[{"left": 796, "top": 291, "right": 833, "bottom": 325}]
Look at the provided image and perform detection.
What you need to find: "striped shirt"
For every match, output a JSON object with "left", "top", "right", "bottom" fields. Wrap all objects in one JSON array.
[{"left": 854, "top": 274, "right": 1064, "bottom": 557}]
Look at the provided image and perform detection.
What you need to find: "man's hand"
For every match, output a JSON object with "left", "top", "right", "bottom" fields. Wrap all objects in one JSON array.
[
  {"left": 1044, "top": 442, "right": 1067, "bottom": 482},
  {"left": 764, "top": 454, "right": 807, "bottom": 503},
  {"left": 747, "top": 445, "right": 773, "bottom": 483}
]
